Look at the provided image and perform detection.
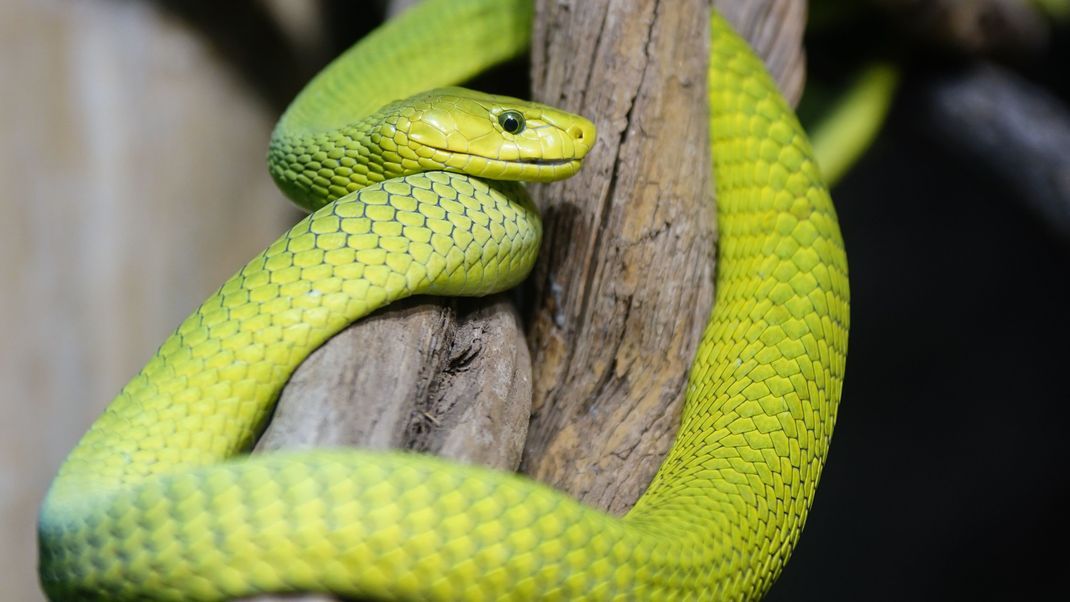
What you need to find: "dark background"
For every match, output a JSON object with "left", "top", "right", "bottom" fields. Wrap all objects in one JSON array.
[
  {"left": 770, "top": 6, "right": 1070, "bottom": 599},
  {"left": 771, "top": 93, "right": 1070, "bottom": 600}
]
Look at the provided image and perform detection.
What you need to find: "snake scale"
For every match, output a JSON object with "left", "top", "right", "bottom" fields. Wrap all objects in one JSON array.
[{"left": 38, "top": 0, "right": 849, "bottom": 599}]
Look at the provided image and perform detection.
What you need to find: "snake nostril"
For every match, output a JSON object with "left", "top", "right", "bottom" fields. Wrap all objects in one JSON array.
[{"left": 568, "top": 125, "right": 584, "bottom": 141}]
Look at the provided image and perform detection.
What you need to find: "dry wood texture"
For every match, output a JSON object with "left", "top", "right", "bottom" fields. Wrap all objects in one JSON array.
[
  {"left": 261, "top": 0, "right": 806, "bottom": 522},
  {"left": 256, "top": 295, "right": 532, "bottom": 471},
  {"left": 249, "top": 3, "right": 804, "bottom": 599},
  {"left": 521, "top": 0, "right": 716, "bottom": 514},
  {"left": 0, "top": 1, "right": 803, "bottom": 600},
  {"left": 521, "top": 0, "right": 805, "bottom": 515}
]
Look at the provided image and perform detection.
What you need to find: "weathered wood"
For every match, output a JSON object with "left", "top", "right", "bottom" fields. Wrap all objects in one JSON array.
[
  {"left": 246, "top": 1, "right": 533, "bottom": 599},
  {"left": 253, "top": 0, "right": 533, "bottom": 471},
  {"left": 523, "top": 0, "right": 808, "bottom": 515},
  {"left": 256, "top": 295, "right": 532, "bottom": 471},
  {"left": 523, "top": 0, "right": 714, "bottom": 515},
  {"left": 247, "top": 1, "right": 807, "bottom": 599},
  {"left": 714, "top": 0, "right": 808, "bottom": 105},
  {"left": 0, "top": 1, "right": 302, "bottom": 600}
]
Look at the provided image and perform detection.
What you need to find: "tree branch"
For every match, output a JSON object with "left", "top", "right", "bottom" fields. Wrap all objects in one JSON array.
[
  {"left": 522, "top": 0, "right": 807, "bottom": 515},
  {"left": 245, "top": 2, "right": 808, "bottom": 599}
]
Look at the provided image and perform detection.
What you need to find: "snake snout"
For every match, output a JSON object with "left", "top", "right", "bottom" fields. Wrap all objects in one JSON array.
[{"left": 566, "top": 119, "right": 597, "bottom": 158}]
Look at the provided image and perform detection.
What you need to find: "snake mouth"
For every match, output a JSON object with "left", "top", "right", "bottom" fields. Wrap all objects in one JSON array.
[
  {"left": 421, "top": 144, "right": 583, "bottom": 177},
  {"left": 481, "top": 155, "right": 583, "bottom": 175},
  {"left": 516, "top": 157, "right": 579, "bottom": 167},
  {"left": 466, "top": 154, "right": 583, "bottom": 181},
  {"left": 425, "top": 145, "right": 581, "bottom": 167}
]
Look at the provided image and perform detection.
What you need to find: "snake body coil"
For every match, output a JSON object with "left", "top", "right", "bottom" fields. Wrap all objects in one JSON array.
[{"left": 38, "top": 0, "right": 849, "bottom": 599}]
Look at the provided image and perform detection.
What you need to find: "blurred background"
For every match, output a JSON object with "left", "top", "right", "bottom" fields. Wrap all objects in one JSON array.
[{"left": 2, "top": 0, "right": 1067, "bottom": 600}]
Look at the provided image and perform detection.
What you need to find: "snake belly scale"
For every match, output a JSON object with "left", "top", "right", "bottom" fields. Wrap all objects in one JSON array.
[{"left": 38, "top": 0, "right": 849, "bottom": 600}]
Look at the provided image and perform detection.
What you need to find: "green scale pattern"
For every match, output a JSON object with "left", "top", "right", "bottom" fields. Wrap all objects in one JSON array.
[
  {"left": 39, "top": 173, "right": 544, "bottom": 599},
  {"left": 38, "top": 2, "right": 849, "bottom": 600}
]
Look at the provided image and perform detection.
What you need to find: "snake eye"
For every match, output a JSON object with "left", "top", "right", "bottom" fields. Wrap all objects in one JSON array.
[{"left": 497, "top": 111, "right": 525, "bottom": 134}]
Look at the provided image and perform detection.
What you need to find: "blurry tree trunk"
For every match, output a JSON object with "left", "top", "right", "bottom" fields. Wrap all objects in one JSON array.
[
  {"left": 0, "top": 2, "right": 301, "bottom": 601},
  {"left": 876, "top": 0, "right": 1054, "bottom": 55},
  {"left": 919, "top": 64, "right": 1070, "bottom": 240}
]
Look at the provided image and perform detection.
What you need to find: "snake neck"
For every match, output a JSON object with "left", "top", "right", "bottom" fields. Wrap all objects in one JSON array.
[
  {"left": 267, "top": 0, "right": 534, "bottom": 212},
  {"left": 268, "top": 107, "right": 405, "bottom": 212}
]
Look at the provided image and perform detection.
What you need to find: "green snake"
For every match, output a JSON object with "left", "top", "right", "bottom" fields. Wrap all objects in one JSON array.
[{"left": 38, "top": 0, "right": 849, "bottom": 599}]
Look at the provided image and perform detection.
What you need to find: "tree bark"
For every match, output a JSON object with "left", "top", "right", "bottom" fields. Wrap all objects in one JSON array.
[
  {"left": 255, "top": 295, "right": 532, "bottom": 471},
  {"left": 522, "top": 0, "right": 714, "bottom": 515},
  {"left": 247, "top": 0, "right": 807, "bottom": 598},
  {"left": 714, "top": 0, "right": 807, "bottom": 105},
  {"left": 522, "top": 0, "right": 806, "bottom": 515},
  {"left": 250, "top": 0, "right": 534, "bottom": 474}
]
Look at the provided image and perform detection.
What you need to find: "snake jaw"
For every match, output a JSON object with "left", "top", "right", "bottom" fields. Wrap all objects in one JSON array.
[
  {"left": 398, "top": 87, "right": 596, "bottom": 182},
  {"left": 405, "top": 134, "right": 585, "bottom": 182}
]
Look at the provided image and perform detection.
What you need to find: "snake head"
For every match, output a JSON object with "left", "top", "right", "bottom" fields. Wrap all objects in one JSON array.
[{"left": 388, "top": 87, "right": 596, "bottom": 182}]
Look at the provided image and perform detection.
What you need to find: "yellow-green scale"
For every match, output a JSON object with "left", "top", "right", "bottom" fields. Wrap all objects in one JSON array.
[
  {"left": 39, "top": 3, "right": 848, "bottom": 600},
  {"left": 268, "top": 0, "right": 534, "bottom": 211},
  {"left": 623, "top": 13, "right": 849, "bottom": 597}
]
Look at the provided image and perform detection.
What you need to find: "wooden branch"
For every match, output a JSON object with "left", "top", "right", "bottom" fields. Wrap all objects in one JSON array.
[
  {"left": 523, "top": 0, "right": 714, "bottom": 515},
  {"left": 713, "top": 0, "right": 808, "bottom": 106},
  {"left": 248, "top": 298, "right": 530, "bottom": 602},
  {"left": 245, "top": 1, "right": 807, "bottom": 598},
  {"left": 523, "top": 0, "right": 808, "bottom": 515},
  {"left": 255, "top": 295, "right": 532, "bottom": 470},
  {"left": 252, "top": 0, "right": 531, "bottom": 499}
]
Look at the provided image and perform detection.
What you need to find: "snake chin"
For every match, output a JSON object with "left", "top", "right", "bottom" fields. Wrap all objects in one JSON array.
[
  {"left": 517, "top": 157, "right": 578, "bottom": 166},
  {"left": 412, "top": 140, "right": 585, "bottom": 181},
  {"left": 464, "top": 154, "right": 583, "bottom": 181}
]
